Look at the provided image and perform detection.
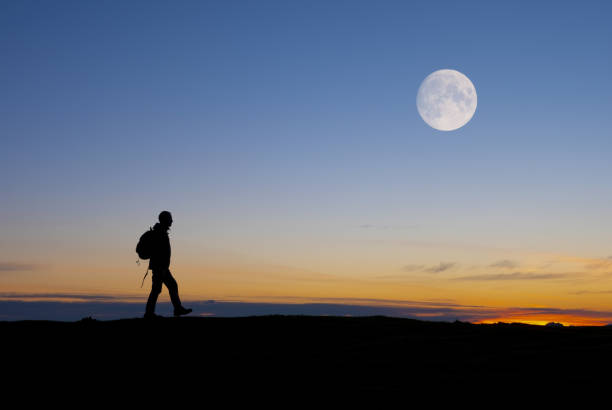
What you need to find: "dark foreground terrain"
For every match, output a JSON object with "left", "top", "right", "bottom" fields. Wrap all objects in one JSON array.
[{"left": 4, "top": 316, "right": 612, "bottom": 396}]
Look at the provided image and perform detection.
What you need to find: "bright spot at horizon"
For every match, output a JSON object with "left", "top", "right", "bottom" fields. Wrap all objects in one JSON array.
[{"left": 416, "top": 69, "right": 477, "bottom": 131}]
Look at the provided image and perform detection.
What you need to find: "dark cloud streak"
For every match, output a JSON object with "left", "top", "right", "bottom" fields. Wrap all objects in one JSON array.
[
  {"left": 424, "top": 262, "right": 455, "bottom": 273},
  {"left": 0, "top": 263, "right": 39, "bottom": 272},
  {"left": 402, "top": 264, "right": 425, "bottom": 272},
  {"left": 0, "top": 292, "right": 135, "bottom": 302},
  {"left": 489, "top": 260, "right": 518, "bottom": 269},
  {"left": 570, "top": 290, "right": 612, "bottom": 295},
  {"left": 452, "top": 272, "right": 567, "bottom": 281}
]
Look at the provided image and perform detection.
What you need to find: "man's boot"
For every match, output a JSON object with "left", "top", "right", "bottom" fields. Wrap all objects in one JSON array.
[{"left": 174, "top": 306, "right": 192, "bottom": 317}]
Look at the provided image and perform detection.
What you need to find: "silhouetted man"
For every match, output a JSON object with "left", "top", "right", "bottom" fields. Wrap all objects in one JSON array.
[{"left": 144, "top": 211, "right": 192, "bottom": 319}]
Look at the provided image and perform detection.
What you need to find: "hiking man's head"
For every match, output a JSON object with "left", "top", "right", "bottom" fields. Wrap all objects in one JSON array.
[{"left": 159, "top": 211, "right": 173, "bottom": 229}]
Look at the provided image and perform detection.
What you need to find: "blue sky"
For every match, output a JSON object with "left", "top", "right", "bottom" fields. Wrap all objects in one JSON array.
[{"left": 1, "top": 1, "right": 612, "bottom": 321}]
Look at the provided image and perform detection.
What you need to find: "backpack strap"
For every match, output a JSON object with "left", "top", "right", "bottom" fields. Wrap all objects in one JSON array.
[{"left": 140, "top": 268, "right": 150, "bottom": 288}]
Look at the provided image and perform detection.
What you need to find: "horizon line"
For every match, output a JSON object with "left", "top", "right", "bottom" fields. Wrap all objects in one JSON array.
[{"left": 2, "top": 293, "right": 612, "bottom": 326}]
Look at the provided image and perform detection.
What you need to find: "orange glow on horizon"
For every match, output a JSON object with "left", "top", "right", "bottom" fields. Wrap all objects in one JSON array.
[{"left": 474, "top": 316, "right": 609, "bottom": 327}]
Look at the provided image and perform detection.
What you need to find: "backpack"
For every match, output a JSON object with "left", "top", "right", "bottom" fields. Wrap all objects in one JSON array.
[
  {"left": 136, "top": 228, "right": 155, "bottom": 287},
  {"left": 136, "top": 228, "right": 155, "bottom": 260}
]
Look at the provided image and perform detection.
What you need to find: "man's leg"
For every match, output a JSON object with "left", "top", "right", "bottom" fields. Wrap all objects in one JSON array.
[
  {"left": 163, "top": 270, "right": 192, "bottom": 316},
  {"left": 163, "top": 270, "right": 183, "bottom": 310},
  {"left": 145, "top": 272, "right": 163, "bottom": 317}
]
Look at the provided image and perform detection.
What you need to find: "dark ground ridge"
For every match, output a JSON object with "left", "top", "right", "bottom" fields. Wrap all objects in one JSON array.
[{"left": 4, "top": 315, "right": 612, "bottom": 392}]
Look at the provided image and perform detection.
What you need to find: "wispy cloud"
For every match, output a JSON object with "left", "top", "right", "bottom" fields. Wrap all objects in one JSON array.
[
  {"left": 489, "top": 260, "right": 518, "bottom": 269},
  {"left": 424, "top": 262, "right": 455, "bottom": 273},
  {"left": 569, "top": 290, "right": 612, "bottom": 295},
  {"left": 0, "top": 292, "right": 140, "bottom": 302},
  {"left": 402, "top": 264, "right": 425, "bottom": 272},
  {"left": 359, "top": 224, "right": 418, "bottom": 230},
  {"left": 452, "top": 272, "right": 568, "bottom": 281},
  {"left": 585, "top": 259, "right": 612, "bottom": 271},
  {"left": 0, "top": 263, "right": 39, "bottom": 272},
  {"left": 399, "top": 262, "right": 456, "bottom": 274},
  {"left": 552, "top": 254, "right": 612, "bottom": 271},
  {"left": 243, "top": 295, "right": 483, "bottom": 309}
]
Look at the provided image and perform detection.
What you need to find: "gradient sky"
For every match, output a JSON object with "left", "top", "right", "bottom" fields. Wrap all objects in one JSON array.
[{"left": 2, "top": 0, "right": 612, "bottom": 324}]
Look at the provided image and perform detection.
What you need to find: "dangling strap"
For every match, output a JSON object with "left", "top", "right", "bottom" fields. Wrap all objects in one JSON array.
[{"left": 140, "top": 268, "right": 150, "bottom": 288}]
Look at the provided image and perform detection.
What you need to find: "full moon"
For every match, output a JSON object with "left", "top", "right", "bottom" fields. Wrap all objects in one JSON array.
[{"left": 416, "top": 69, "right": 477, "bottom": 131}]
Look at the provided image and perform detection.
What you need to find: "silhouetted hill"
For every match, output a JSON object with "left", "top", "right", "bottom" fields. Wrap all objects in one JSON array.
[{"left": 4, "top": 316, "right": 612, "bottom": 395}]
